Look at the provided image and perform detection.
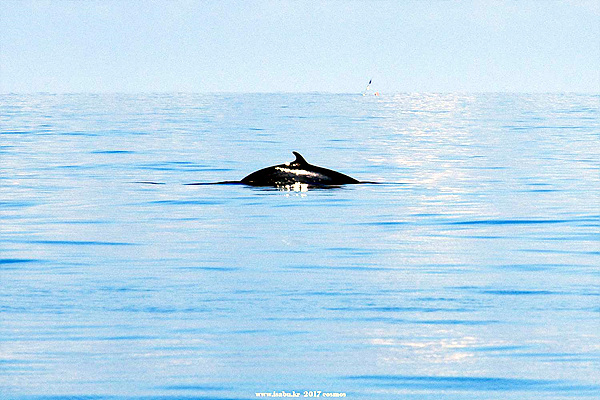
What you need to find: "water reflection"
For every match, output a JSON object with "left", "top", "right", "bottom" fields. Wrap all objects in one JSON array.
[{"left": 278, "top": 182, "right": 309, "bottom": 193}]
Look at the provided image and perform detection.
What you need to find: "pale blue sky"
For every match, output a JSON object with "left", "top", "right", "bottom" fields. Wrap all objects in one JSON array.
[{"left": 1, "top": 0, "right": 599, "bottom": 93}]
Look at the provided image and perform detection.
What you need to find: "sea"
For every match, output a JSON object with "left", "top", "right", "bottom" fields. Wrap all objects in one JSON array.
[{"left": 1, "top": 93, "right": 599, "bottom": 400}]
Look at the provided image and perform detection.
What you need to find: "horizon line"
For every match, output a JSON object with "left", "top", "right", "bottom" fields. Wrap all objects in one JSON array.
[{"left": 2, "top": 90, "right": 599, "bottom": 96}]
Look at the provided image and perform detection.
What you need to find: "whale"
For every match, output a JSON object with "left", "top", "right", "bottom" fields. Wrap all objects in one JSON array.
[
  {"left": 240, "top": 151, "right": 360, "bottom": 187},
  {"left": 185, "top": 151, "right": 366, "bottom": 188}
]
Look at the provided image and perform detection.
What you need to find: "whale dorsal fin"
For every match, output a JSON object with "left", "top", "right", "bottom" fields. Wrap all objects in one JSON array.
[{"left": 292, "top": 151, "right": 308, "bottom": 165}]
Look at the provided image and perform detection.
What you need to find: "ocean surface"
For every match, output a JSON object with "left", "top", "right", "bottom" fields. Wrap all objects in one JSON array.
[{"left": 1, "top": 93, "right": 599, "bottom": 400}]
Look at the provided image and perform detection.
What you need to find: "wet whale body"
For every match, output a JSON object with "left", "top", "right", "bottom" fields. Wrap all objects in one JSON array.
[
  {"left": 240, "top": 151, "right": 360, "bottom": 188},
  {"left": 185, "top": 152, "right": 364, "bottom": 188},
  {"left": 151, "top": 153, "right": 385, "bottom": 188}
]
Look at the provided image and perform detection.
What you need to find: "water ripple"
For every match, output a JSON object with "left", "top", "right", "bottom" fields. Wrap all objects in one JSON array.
[
  {"left": 12, "top": 240, "right": 136, "bottom": 246},
  {"left": 344, "top": 375, "right": 599, "bottom": 392}
]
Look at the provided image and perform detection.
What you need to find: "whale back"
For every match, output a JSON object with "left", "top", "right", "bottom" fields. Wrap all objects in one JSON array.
[{"left": 240, "top": 152, "right": 359, "bottom": 187}]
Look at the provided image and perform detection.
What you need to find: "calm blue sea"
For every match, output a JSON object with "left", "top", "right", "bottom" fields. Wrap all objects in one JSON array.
[{"left": 1, "top": 93, "right": 599, "bottom": 399}]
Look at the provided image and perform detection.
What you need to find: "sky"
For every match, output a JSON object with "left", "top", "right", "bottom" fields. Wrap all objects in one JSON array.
[{"left": 1, "top": 0, "right": 599, "bottom": 93}]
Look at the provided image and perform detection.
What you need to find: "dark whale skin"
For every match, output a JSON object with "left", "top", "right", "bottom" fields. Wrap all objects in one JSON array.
[{"left": 240, "top": 152, "right": 360, "bottom": 187}]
